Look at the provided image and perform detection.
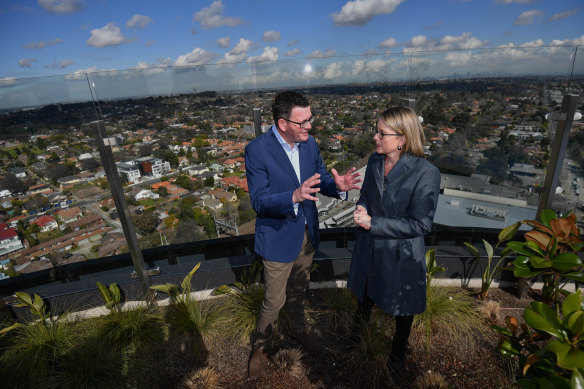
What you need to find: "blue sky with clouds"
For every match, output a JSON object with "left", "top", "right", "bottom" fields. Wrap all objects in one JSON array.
[
  {"left": 0, "top": 0, "right": 582, "bottom": 109},
  {"left": 1, "top": 0, "right": 582, "bottom": 78}
]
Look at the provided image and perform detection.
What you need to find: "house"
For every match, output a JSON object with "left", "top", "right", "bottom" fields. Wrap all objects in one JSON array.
[
  {"left": 220, "top": 176, "right": 248, "bottom": 192},
  {"left": 201, "top": 197, "right": 223, "bottom": 211},
  {"left": 0, "top": 223, "right": 24, "bottom": 257},
  {"left": 28, "top": 184, "right": 52, "bottom": 196},
  {"left": 7, "top": 167, "right": 27, "bottom": 178},
  {"left": 7, "top": 214, "right": 26, "bottom": 228},
  {"left": 67, "top": 214, "right": 104, "bottom": 231},
  {"left": 134, "top": 189, "right": 159, "bottom": 201},
  {"left": 178, "top": 156, "right": 189, "bottom": 168},
  {"left": 31, "top": 215, "right": 59, "bottom": 232},
  {"left": 56, "top": 206, "right": 83, "bottom": 224},
  {"left": 188, "top": 164, "right": 209, "bottom": 176},
  {"left": 98, "top": 232, "right": 126, "bottom": 257},
  {"left": 209, "top": 188, "right": 237, "bottom": 202}
]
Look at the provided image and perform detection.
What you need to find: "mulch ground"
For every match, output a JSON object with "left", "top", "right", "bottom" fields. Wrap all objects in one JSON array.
[{"left": 170, "top": 287, "right": 535, "bottom": 389}]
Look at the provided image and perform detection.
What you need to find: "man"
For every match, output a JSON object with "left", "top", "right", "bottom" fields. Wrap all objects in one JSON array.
[{"left": 245, "top": 91, "right": 361, "bottom": 377}]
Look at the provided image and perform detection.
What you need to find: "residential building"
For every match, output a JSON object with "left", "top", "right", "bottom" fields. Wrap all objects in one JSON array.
[
  {"left": 0, "top": 223, "right": 24, "bottom": 257},
  {"left": 31, "top": 215, "right": 59, "bottom": 232}
]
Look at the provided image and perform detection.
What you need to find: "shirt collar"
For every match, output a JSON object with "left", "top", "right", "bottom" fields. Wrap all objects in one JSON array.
[{"left": 272, "top": 124, "right": 299, "bottom": 151}]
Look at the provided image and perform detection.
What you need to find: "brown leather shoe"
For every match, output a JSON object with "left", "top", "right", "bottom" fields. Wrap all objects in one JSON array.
[
  {"left": 248, "top": 349, "right": 267, "bottom": 378},
  {"left": 292, "top": 331, "right": 322, "bottom": 352}
]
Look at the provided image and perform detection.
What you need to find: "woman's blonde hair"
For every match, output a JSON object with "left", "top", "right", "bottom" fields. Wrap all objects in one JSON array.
[{"left": 379, "top": 106, "right": 426, "bottom": 157}]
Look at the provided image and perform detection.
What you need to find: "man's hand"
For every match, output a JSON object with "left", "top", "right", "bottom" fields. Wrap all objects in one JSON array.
[
  {"left": 293, "top": 173, "right": 321, "bottom": 203},
  {"left": 331, "top": 167, "right": 362, "bottom": 192},
  {"left": 353, "top": 205, "right": 371, "bottom": 230}
]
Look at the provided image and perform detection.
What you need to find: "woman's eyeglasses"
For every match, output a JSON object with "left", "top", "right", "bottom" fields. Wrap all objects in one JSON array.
[{"left": 374, "top": 130, "right": 402, "bottom": 139}]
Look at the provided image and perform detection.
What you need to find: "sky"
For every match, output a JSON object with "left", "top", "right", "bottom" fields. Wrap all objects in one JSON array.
[{"left": 0, "top": 0, "right": 582, "bottom": 109}]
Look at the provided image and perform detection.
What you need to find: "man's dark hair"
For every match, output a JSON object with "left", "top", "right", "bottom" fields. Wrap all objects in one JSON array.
[{"left": 272, "top": 91, "right": 310, "bottom": 123}]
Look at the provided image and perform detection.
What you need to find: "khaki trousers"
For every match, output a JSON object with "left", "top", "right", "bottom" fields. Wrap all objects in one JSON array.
[{"left": 255, "top": 228, "right": 314, "bottom": 350}]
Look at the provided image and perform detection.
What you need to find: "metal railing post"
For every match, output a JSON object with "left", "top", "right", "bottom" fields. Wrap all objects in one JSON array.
[
  {"left": 86, "top": 74, "right": 153, "bottom": 302},
  {"left": 536, "top": 94, "right": 579, "bottom": 219},
  {"left": 90, "top": 120, "right": 153, "bottom": 299}
]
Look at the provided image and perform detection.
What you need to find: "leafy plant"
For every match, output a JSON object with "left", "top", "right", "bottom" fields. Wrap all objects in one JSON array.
[
  {"left": 150, "top": 262, "right": 219, "bottom": 362},
  {"left": 96, "top": 281, "right": 122, "bottom": 312},
  {"left": 413, "top": 285, "right": 486, "bottom": 350},
  {"left": 425, "top": 249, "right": 445, "bottom": 288},
  {"left": 464, "top": 222, "right": 519, "bottom": 299},
  {"left": 213, "top": 258, "right": 267, "bottom": 341},
  {"left": 151, "top": 262, "right": 201, "bottom": 305},
  {"left": 0, "top": 292, "right": 80, "bottom": 389},
  {"left": 506, "top": 210, "right": 584, "bottom": 304},
  {"left": 492, "top": 290, "right": 584, "bottom": 387}
]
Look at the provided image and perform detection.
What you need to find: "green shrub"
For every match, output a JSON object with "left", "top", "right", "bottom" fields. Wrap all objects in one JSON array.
[{"left": 493, "top": 290, "right": 584, "bottom": 387}]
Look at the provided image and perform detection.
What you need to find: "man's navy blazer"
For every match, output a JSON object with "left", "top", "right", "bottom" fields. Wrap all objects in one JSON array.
[{"left": 245, "top": 126, "right": 341, "bottom": 262}]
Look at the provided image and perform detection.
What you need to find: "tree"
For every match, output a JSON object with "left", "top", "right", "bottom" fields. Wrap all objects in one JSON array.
[
  {"left": 204, "top": 177, "right": 214, "bottom": 187},
  {"left": 0, "top": 173, "right": 29, "bottom": 193},
  {"left": 132, "top": 212, "right": 159, "bottom": 235},
  {"left": 80, "top": 157, "right": 100, "bottom": 171}
]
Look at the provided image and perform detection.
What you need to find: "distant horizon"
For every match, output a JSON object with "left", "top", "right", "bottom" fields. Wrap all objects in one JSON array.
[{"left": 0, "top": 49, "right": 582, "bottom": 112}]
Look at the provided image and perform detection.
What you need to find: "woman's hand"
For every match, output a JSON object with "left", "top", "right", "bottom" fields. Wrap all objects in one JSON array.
[{"left": 353, "top": 205, "right": 371, "bottom": 230}]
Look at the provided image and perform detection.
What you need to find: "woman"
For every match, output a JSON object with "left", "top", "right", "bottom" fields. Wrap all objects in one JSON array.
[{"left": 348, "top": 106, "right": 441, "bottom": 373}]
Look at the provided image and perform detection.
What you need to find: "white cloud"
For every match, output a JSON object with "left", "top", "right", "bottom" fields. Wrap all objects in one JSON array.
[
  {"left": 24, "top": 38, "right": 62, "bottom": 49},
  {"left": 174, "top": 48, "right": 219, "bottom": 66},
  {"left": 146, "top": 40, "right": 156, "bottom": 47},
  {"left": 285, "top": 48, "right": 301, "bottom": 56},
  {"left": 514, "top": 9, "right": 544, "bottom": 26},
  {"left": 124, "top": 60, "right": 170, "bottom": 78},
  {"left": 126, "top": 14, "right": 154, "bottom": 29},
  {"left": 64, "top": 66, "right": 115, "bottom": 80},
  {"left": 351, "top": 58, "right": 389, "bottom": 76},
  {"left": 288, "top": 40, "right": 298, "bottom": 46},
  {"left": 49, "top": 59, "right": 74, "bottom": 68},
  {"left": 217, "top": 52, "right": 247, "bottom": 64},
  {"left": 248, "top": 47, "right": 279, "bottom": 63},
  {"left": 365, "top": 59, "right": 387, "bottom": 73},
  {"left": 403, "top": 32, "right": 486, "bottom": 52},
  {"left": 307, "top": 49, "right": 336, "bottom": 59},
  {"left": 263, "top": 30, "right": 281, "bottom": 43},
  {"left": 498, "top": 39, "right": 544, "bottom": 48},
  {"left": 379, "top": 37, "right": 397, "bottom": 48},
  {"left": 19, "top": 58, "right": 37, "bottom": 68},
  {"left": 38, "top": 0, "right": 85, "bottom": 14},
  {"left": 217, "top": 37, "right": 230, "bottom": 48},
  {"left": 0, "top": 77, "right": 19, "bottom": 87},
  {"left": 352, "top": 60, "right": 365, "bottom": 76},
  {"left": 324, "top": 62, "right": 343, "bottom": 79},
  {"left": 495, "top": 0, "right": 536, "bottom": 4},
  {"left": 87, "top": 23, "right": 127, "bottom": 48},
  {"left": 331, "top": 0, "right": 405, "bottom": 27},
  {"left": 549, "top": 9, "right": 578, "bottom": 22},
  {"left": 231, "top": 38, "right": 253, "bottom": 54},
  {"left": 216, "top": 38, "right": 252, "bottom": 63},
  {"left": 410, "top": 35, "right": 427, "bottom": 47},
  {"left": 550, "top": 34, "right": 584, "bottom": 46},
  {"left": 193, "top": 0, "right": 243, "bottom": 30},
  {"left": 444, "top": 51, "right": 471, "bottom": 66}
]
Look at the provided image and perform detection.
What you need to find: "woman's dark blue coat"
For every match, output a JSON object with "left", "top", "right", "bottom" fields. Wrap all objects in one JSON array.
[{"left": 347, "top": 152, "right": 441, "bottom": 316}]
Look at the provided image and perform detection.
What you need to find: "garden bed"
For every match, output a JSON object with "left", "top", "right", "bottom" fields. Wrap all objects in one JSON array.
[{"left": 177, "top": 286, "right": 534, "bottom": 389}]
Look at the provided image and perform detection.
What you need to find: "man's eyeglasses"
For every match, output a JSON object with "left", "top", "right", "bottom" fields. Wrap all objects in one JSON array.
[
  {"left": 282, "top": 116, "right": 315, "bottom": 129},
  {"left": 374, "top": 130, "right": 402, "bottom": 139}
]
